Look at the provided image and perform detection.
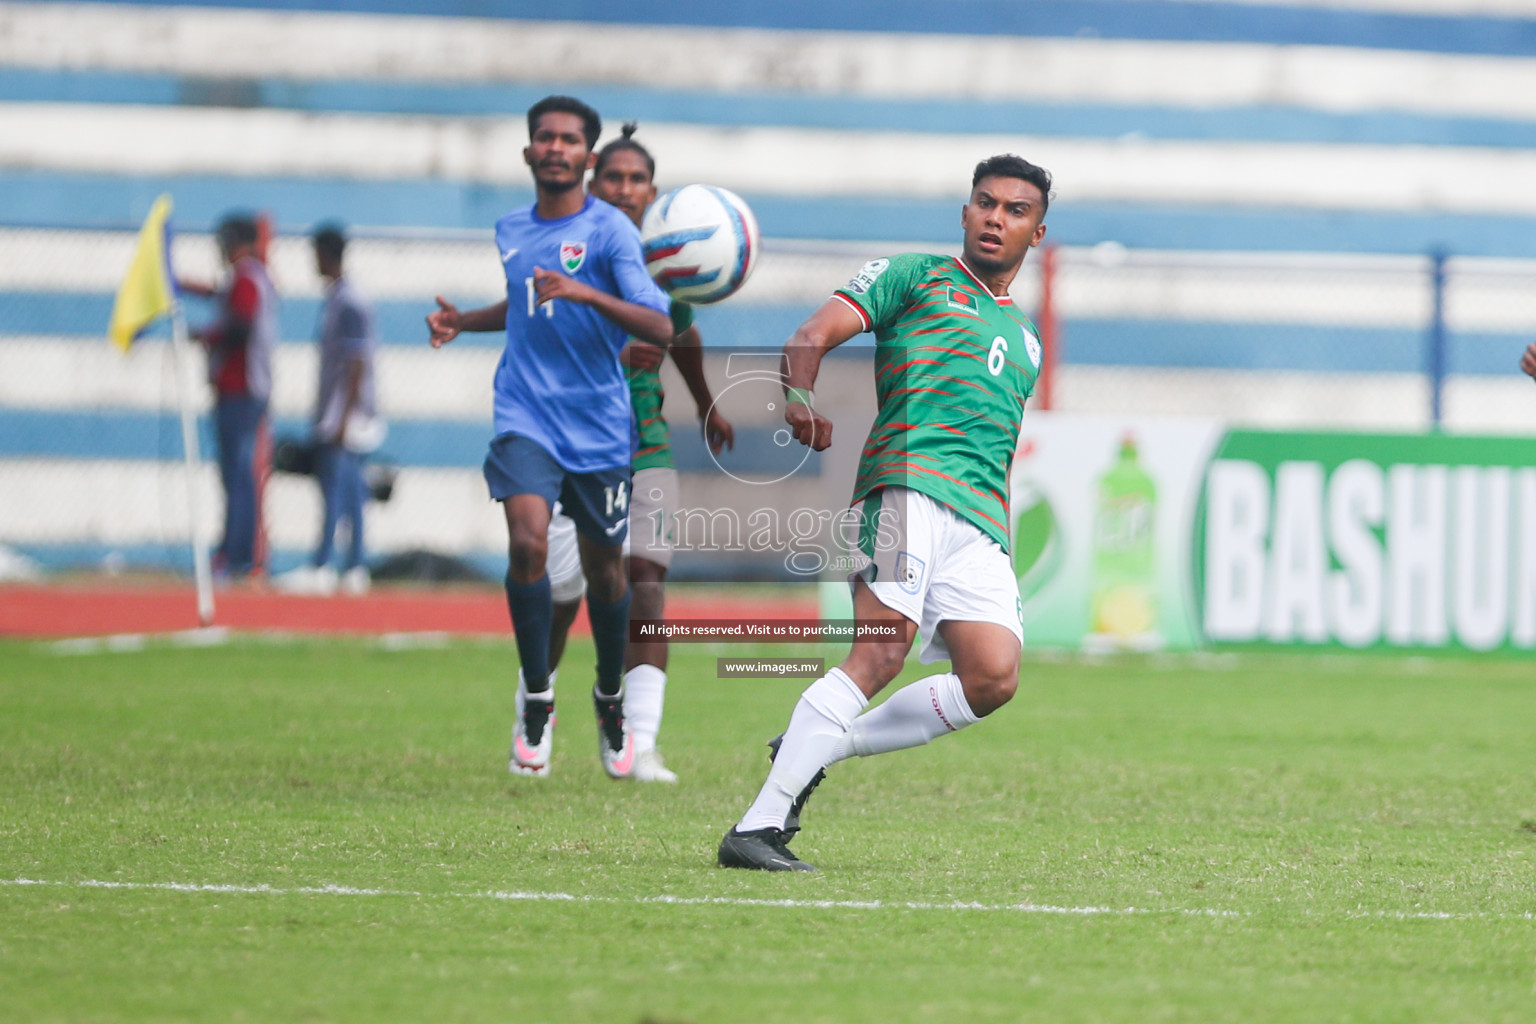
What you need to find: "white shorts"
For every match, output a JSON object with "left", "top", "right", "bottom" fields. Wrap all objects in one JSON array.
[
  {"left": 851, "top": 487, "right": 1024, "bottom": 664},
  {"left": 622, "top": 466, "right": 678, "bottom": 570},
  {"left": 546, "top": 503, "right": 586, "bottom": 604}
]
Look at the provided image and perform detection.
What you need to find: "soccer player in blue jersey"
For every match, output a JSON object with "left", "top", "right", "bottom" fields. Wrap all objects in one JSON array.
[
  {"left": 427, "top": 95, "right": 674, "bottom": 779},
  {"left": 538, "top": 124, "right": 736, "bottom": 784}
]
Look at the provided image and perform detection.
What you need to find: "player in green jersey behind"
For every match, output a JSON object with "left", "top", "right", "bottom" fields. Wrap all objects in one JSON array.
[
  {"left": 538, "top": 124, "right": 735, "bottom": 782},
  {"left": 719, "top": 154, "right": 1052, "bottom": 871}
]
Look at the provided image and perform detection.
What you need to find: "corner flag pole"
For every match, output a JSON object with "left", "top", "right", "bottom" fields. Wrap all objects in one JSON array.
[
  {"left": 170, "top": 301, "right": 215, "bottom": 626},
  {"left": 109, "top": 193, "right": 213, "bottom": 625}
]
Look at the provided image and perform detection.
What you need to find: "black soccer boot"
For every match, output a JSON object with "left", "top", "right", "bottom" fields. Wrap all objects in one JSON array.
[{"left": 717, "top": 827, "right": 816, "bottom": 871}]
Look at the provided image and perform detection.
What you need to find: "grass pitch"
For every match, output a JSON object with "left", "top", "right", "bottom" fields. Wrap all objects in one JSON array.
[{"left": 2, "top": 630, "right": 1535, "bottom": 1023}]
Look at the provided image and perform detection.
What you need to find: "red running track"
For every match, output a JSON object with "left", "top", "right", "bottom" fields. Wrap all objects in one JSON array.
[{"left": 0, "top": 583, "right": 817, "bottom": 639}]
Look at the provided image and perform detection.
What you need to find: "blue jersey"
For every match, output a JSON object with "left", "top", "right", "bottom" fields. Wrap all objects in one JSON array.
[{"left": 492, "top": 194, "right": 669, "bottom": 473}]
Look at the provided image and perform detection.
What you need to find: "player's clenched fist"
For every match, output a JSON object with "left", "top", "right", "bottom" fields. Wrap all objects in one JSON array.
[
  {"left": 785, "top": 401, "right": 832, "bottom": 451},
  {"left": 703, "top": 406, "right": 735, "bottom": 456},
  {"left": 533, "top": 265, "right": 600, "bottom": 306},
  {"left": 1521, "top": 341, "right": 1536, "bottom": 380},
  {"left": 427, "top": 295, "right": 461, "bottom": 348}
]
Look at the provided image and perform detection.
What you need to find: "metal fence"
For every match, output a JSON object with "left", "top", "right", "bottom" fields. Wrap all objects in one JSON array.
[
  {"left": 1039, "top": 245, "right": 1536, "bottom": 432},
  {"left": 2, "top": 225, "right": 1534, "bottom": 581}
]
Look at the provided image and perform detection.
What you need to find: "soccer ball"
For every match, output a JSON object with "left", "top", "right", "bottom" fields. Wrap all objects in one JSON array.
[{"left": 640, "top": 184, "right": 760, "bottom": 304}]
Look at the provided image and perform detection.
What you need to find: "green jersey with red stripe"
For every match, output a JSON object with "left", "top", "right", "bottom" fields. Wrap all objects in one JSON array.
[
  {"left": 628, "top": 300, "right": 696, "bottom": 471},
  {"left": 833, "top": 253, "right": 1042, "bottom": 551}
]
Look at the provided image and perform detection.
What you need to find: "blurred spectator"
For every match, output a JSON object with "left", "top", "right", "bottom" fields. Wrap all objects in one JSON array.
[
  {"left": 274, "top": 223, "right": 380, "bottom": 596},
  {"left": 183, "top": 213, "right": 276, "bottom": 581}
]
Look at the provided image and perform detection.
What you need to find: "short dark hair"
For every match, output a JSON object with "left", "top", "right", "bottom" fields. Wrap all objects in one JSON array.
[
  {"left": 527, "top": 95, "right": 601, "bottom": 151},
  {"left": 311, "top": 221, "right": 347, "bottom": 263},
  {"left": 972, "top": 154, "right": 1052, "bottom": 214},
  {"left": 215, "top": 212, "right": 258, "bottom": 254},
  {"left": 594, "top": 122, "right": 656, "bottom": 180}
]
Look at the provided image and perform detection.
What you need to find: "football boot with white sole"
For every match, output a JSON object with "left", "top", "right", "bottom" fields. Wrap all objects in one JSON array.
[
  {"left": 593, "top": 689, "right": 635, "bottom": 779},
  {"left": 509, "top": 683, "right": 555, "bottom": 777}
]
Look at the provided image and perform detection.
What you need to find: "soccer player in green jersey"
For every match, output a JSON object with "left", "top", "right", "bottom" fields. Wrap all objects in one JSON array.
[
  {"left": 719, "top": 154, "right": 1052, "bottom": 871},
  {"left": 538, "top": 124, "right": 735, "bottom": 782}
]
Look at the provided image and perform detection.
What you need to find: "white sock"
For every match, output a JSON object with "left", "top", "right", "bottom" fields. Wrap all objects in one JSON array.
[
  {"left": 515, "top": 667, "right": 558, "bottom": 719},
  {"left": 625, "top": 664, "right": 666, "bottom": 754},
  {"left": 829, "top": 672, "right": 980, "bottom": 762},
  {"left": 736, "top": 668, "right": 868, "bottom": 833}
]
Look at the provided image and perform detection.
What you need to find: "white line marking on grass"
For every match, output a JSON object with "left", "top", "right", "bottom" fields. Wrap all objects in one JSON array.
[
  {"left": 5, "top": 878, "right": 393, "bottom": 896},
  {"left": 51, "top": 627, "right": 231, "bottom": 655},
  {"left": 376, "top": 631, "right": 455, "bottom": 650},
  {"left": 15, "top": 877, "right": 1527, "bottom": 921},
  {"left": 1, "top": 877, "right": 1236, "bottom": 916},
  {"left": 47, "top": 630, "right": 507, "bottom": 654},
  {"left": 52, "top": 634, "right": 146, "bottom": 654},
  {"left": 480, "top": 889, "right": 1238, "bottom": 916}
]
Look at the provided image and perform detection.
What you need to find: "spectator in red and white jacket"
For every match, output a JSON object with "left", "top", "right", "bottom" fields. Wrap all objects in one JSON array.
[{"left": 185, "top": 213, "right": 278, "bottom": 580}]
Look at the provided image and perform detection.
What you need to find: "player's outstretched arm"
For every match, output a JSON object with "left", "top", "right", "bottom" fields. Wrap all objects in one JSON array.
[
  {"left": 670, "top": 325, "right": 734, "bottom": 455},
  {"left": 531, "top": 267, "right": 673, "bottom": 346},
  {"left": 1521, "top": 341, "right": 1536, "bottom": 380},
  {"left": 783, "top": 298, "right": 866, "bottom": 452},
  {"left": 427, "top": 296, "right": 507, "bottom": 348}
]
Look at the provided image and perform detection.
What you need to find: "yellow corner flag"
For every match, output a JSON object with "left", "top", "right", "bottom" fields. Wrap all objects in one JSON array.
[{"left": 108, "top": 194, "right": 176, "bottom": 352}]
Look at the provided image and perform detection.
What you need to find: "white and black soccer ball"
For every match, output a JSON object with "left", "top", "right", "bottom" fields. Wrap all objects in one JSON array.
[{"left": 640, "top": 184, "right": 760, "bottom": 304}]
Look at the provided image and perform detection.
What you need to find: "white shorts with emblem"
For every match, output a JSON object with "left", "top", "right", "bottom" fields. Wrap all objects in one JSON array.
[
  {"left": 851, "top": 486, "right": 1024, "bottom": 664},
  {"left": 621, "top": 466, "right": 679, "bottom": 570}
]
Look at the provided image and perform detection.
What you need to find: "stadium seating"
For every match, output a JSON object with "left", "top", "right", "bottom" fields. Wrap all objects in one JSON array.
[{"left": 3, "top": 0, "right": 1535, "bottom": 575}]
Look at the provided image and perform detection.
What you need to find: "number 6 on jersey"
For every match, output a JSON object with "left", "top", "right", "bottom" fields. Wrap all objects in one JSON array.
[{"left": 988, "top": 335, "right": 1008, "bottom": 376}]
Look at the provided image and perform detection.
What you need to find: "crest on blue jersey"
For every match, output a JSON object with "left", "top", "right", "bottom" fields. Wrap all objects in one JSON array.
[{"left": 560, "top": 241, "right": 587, "bottom": 273}]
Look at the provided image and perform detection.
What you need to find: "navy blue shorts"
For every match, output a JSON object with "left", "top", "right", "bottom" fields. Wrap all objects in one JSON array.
[{"left": 483, "top": 433, "right": 631, "bottom": 546}]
